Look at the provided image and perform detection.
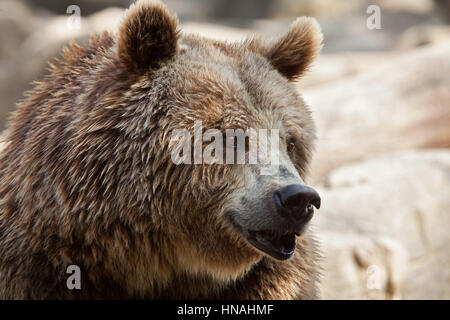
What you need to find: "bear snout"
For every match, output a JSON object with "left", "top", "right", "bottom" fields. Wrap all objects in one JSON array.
[
  {"left": 229, "top": 183, "right": 321, "bottom": 261},
  {"left": 273, "top": 184, "right": 321, "bottom": 225}
]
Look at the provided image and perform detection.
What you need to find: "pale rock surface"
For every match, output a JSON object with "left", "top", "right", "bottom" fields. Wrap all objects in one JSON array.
[
  {"left": 304, "top": 42, "right": 450, "bottom": 183},
  {"left": 314, "top": 150, "right": 450, "bottom": 299}
]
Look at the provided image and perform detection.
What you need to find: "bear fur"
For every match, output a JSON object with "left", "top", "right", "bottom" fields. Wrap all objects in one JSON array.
[{"left": 0, "top": 0, "right": 323, "bottom": 299}]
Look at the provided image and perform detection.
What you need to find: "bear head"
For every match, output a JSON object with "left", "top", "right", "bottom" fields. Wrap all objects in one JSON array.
[{"left": 113, "top": 0, "right": 323, "bottom": 284}]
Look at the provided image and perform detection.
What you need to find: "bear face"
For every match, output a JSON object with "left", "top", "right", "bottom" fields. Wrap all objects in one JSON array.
[
  {"left": 114, "top": 1, "right": 322, "bottom": 283},
  {"left": 0, "top": 0, "right": 322, "bottom": 299}
]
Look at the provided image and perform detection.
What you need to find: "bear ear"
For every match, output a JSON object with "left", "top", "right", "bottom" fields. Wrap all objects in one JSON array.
[
  {"left": 249, "top": 17, "right": 323, "bottom": 81},
  {"left": 117, "top": 0, "right": 180, "bottom": 73}
]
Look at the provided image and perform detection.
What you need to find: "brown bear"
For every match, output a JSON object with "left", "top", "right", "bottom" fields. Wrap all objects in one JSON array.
[{"left": 0, "top": 0, "right": 323, "bottom": 299}]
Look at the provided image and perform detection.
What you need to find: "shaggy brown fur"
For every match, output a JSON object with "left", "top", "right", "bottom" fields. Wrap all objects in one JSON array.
[{"left": 0, "top": 0, "right": 322, "bottom": 299}]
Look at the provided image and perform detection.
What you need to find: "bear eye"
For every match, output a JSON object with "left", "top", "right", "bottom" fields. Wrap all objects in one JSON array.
[{"left": 287, "top": 138, "right": 295, "bottom": 154}]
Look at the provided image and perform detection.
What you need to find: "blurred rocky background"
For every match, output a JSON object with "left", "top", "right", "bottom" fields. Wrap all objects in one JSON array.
[{"left": 0, "top": 0, "right": 449, "bottom": 299}]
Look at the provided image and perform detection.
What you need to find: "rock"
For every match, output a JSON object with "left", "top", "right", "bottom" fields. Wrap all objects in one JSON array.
[
  {"left": 299, "top": 24, "right": 450, "bottom": 88},
  {"left": 0, "top": 0, "right": 46, "bottom": 131},
  {"left": 298, "top": 52, "right": 396, "bottom": 89},
  {"left": 434, "top": 0, "right": 450, "bottom": 23},
  {"left": 0, "top": 7, "right": 125, "bottom": 132},
  {"left": 314, "top": 150, "right": 450, "bottom": 299},
  {"left": 396, "top": 25, "right": 450, "bottom": 49},
  {"left": 304, "top": 41, "right": 450, "bottom": 183},
  {"left": 15, "top": 6, "right": 124, "bottom": 83},
  {"left": 274, "top": 0, "right": 365, "bottom": 19},
  {"left": 318, "top": 232, "right": 409, "bottom": 299},
  {"left": 0, "top": 0, "right": 43, "bottom": 60}
]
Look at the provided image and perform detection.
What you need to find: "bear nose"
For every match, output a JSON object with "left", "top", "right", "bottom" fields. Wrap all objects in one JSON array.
[{"left": 273, "top": 184, "right": 321, "bottom": 221}]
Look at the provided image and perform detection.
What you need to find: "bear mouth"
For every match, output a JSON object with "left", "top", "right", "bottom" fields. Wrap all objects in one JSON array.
[{"left": 245, "top": 229, "right": 297, "bottom": 260}]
